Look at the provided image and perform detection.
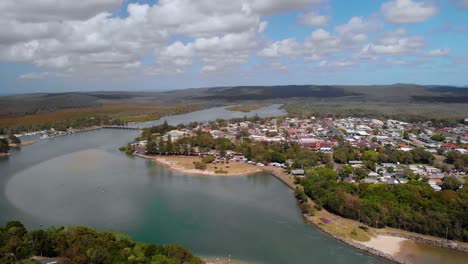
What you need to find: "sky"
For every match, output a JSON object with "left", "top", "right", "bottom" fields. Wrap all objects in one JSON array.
[{"left": 1, "top": 0, "right": 468, "bottom": 93}]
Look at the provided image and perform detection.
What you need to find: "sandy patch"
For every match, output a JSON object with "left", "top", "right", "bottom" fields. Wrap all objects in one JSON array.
[
  {"left": 136, "top": 154, "right": 262, "bottom": 176},
  {"left": 358, "top": 235, "right": 409, "bottom": 256}
]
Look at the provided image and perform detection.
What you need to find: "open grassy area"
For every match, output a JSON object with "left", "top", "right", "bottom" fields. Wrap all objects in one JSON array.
[
  {"left": 307, "top": 210, "right": 373, "bottom": 242},
  {"left": 159, "top": 156, "right": 261, "bottom": 175}
]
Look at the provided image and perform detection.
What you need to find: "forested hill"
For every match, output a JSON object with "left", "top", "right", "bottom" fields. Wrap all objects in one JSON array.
[
  {"left": 1, "top": 84, "right": 467, "bottom": 120},
  {"left": 190, "top": 84, "right": 468, "bottom": 103},
  {"left": 0, "top": 221, "right": 203, "bottom": 264}
]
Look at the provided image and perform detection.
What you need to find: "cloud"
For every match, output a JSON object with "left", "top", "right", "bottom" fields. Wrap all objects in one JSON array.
[
  {"left": 336, "top": 16, "right": 381, "bottom": 44},
  {"left": 249, "top": 0, "right": 325, "bottom": 15},
  {"left": 157, "top": 30, "right": 258, "bottom": 74},
  {"left": 0, "top": 0, "right": 122, "bottom": 22},
  {"left": 0, "top": 0, "right": 458, "bottom": 82},
  {"left": 360, "top": 29, "right": 425, "bottom": 56},
  {"left": 18, "top": 72, "right": 68, "bottom": 80},
  {"left": 451, "top": 0, "right": 468, "bottom": 9},
  {"left": 258, "top": 38, "right": 301, "bottom": 58},
  {"left": 298, "top": 12, "right": 329, "bottom": 27},
  {"left": 382, "top": 0, "right": 438, "bottom": 24},
  {"left": 317, "top": 60, "right": 354, "bottom": 68},
  {"left": 428, "top": 48, "right": 450, "bottom": 56},
  {"left": 3, "top": 0, "right": 303, "bottom": 77},
  {"left": 270, "top": 61, "right": 288, "bottom": 71}
]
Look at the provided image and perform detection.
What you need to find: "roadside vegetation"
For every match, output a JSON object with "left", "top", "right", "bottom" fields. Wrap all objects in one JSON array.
[{"left": 0, "top": 221, "right": 202, "bottom": 264}]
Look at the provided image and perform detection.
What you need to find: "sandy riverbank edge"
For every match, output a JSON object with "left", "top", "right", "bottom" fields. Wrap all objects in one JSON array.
[
  {"left": 135, "top": 154, "right": 468, "bottom": 264},
  {"left": 135, "top": 154, "right": 262, "bottom": 176},
  {"left": 9, "top": 140, "right": 36, "bottom": 147}
]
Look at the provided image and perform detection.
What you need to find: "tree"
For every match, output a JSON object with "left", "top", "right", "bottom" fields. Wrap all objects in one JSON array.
[
  {"left": 8, "top": 134, "right": 21, "bottom": 144},
  {"left": 166, "top": 135, "right": 174, "bottom": 153},
  {"left": 146, "top": 139, "right": 158, "bottom": 155},
  {"left": 158, "top": 136, "right": 165, "bottom": 154},
  {"left": 431, "top": 134, "right": 446, "bottom": 142},
  {"left": 339, "top": 165, "right": 354, "bottom": 180},
  {"left": 0, "top": 138, "right": 9, "bottom": 153},
  {"left": 403, "top": 131, "right": 410, "bottom": 140},
  {"left": 442, "top": 177, "right": 462, "bottom": 191},
  {"left": 201, "top": 155, "right": 215, "bottom": 164},
  {"left": 355, "top": 168, "right": 367, "bottom": 180}
]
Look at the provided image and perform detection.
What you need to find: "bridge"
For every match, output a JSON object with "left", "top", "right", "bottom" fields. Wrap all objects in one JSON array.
[{"left": 102, "top": 126, "right": 142, "bottom": 130}]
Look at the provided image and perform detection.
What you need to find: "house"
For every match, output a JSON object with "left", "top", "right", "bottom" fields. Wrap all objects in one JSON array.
[
  {"left": 291, "top": 169, "right": 305, "bottom": 176},
  {"left": 363, "top": 178, "right": 379, "bottom": 184}
]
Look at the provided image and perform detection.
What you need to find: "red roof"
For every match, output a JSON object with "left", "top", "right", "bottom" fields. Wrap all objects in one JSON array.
[{"left": 442, "top": 143, "right": 458, "bottom": 149}]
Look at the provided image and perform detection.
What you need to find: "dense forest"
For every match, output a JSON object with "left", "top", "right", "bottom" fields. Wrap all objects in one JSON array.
[
  {"left": 297, "top": 168, "right": 468, "bottom": 241},
  {"left": 0, "top": 221, "right": 203, "bottom": 264}
]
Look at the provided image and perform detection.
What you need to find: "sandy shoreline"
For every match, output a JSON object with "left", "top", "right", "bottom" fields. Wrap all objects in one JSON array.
[
  {"left": 9, "top": 140, "right": 36, "bottom": 147},
  {"left": 136, "top": 154, "right": 262, "bottom": 176},
  {"left": 358, "top": 235, "right": 408, "bottom": 256}
]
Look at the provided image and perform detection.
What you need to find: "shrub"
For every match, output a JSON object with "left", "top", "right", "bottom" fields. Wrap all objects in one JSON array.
[
  {"left": 202, "top": 155, "right": 215, "bottom": 164},
  {"left": 194, "top": 162, "right": 207, "bottom": 170}
]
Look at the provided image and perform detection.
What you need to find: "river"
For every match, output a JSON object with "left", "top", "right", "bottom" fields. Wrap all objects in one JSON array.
[{"left": 0, "top": 105, "right": 465, "bottom": 264}]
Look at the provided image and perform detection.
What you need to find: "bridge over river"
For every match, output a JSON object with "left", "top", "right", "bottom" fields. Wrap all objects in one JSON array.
[{"left": 102, "top": 125, "right": 142, "bottom": 130}]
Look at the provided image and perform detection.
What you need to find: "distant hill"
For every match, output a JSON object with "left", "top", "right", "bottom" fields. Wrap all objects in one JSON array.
[
  {"left": 185, "top": 84, "right": 468, "bottom": 104},
  {"left": 0, "top": 84, "right": 467, "bottom": 118}
]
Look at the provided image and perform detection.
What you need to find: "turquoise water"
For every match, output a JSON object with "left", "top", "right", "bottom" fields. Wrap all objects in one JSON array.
[{"left": 0, "top": 106, "right": 384, "bottom": 263}]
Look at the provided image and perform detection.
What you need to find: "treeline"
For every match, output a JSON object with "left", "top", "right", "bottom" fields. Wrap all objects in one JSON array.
[
  {"left": 333, "top": 145, "right": 435, "bottom": 168},
  {"left": 146, "top": 130, "right": 235, "bottom": 156},
  {"left": 0, "top": 221, "right": 202, "bottom": 264},
  {"left": 1, "top": 115, "right": 123, "bottom": 134},
  {"left": 298, "top": 168, "right": 468, "bottom": 241},
  {"left": 236, "top": 140, "right": 331, "bottom": 168},
  {"left": 285, "top": 103, "right": 466, "bottom": 126}
]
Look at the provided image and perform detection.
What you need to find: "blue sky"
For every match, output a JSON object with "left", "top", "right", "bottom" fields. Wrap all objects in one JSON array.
[{"left": 1, "top": 0, "right": 467, "bottom": 94}]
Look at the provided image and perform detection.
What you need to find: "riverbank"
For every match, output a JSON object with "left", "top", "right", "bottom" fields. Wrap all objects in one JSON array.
[
  {"left": 204, "top": 258, "right": 247, "bottom": 264},
  {"left": 9, "top": 140, "right": 36, "bottom": 147},
  {"left": 264, "top": 165, "right": 468, "bottom": 263},
  {"left": 136, "top": 154, "right": 262, "bottom": 176}
]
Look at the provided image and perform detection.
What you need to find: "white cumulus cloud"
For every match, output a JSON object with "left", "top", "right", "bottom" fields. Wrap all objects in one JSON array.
[
  {"left": 298, "top": 12, "right": 329, "bottom": 27},
  {"left": 428, "top": 48, "right": 450, "bottom": 56},
  {"left": 382, "top": 0, "right": 438, "bottom": 24}
]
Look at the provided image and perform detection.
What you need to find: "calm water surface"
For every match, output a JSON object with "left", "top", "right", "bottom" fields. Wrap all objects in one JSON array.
[{"left": 0, "top": 106, "right": 463, "bottom": 263}]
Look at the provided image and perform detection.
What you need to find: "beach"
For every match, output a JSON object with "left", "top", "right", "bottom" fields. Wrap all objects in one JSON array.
[{"left": 358, "top": 235, "right": 409, "bottom": 256}]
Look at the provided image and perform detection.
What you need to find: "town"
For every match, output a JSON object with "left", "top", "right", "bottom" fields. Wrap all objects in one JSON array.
[{"left": 129, "top": 115, "right": 467, "bottom": 192}]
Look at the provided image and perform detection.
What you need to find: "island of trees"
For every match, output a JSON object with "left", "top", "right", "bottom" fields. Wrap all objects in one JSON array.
[{"left": 0, "top": 221, "right": 203, "bottom": 264}]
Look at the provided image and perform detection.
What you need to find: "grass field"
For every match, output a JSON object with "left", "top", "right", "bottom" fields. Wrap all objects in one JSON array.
[{"left": 158, "top": 156, "right": 262, "bottom": 175}]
